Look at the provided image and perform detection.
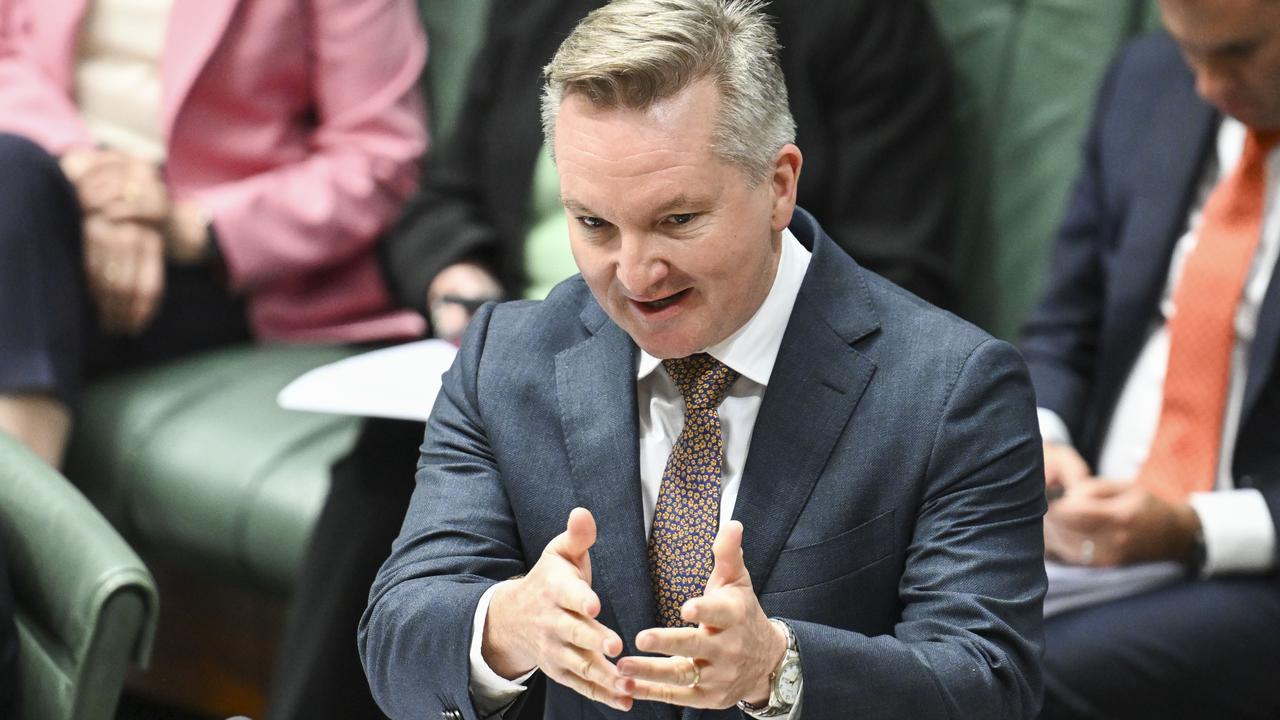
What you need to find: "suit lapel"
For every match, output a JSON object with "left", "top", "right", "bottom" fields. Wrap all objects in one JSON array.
[
  {"left": 160, "top": 0, "right": 241, "bottom": 140},
  {"left": 732, "top": 215, "right": 878, "bottom": 599},
  {"left": 555, "top": 305, "right": 668, "bottom": 720},
  {"left": 1096, "top": 71, "right": 1217, "bottom": 425},
  {"left": 1243, "top": 253, "right": 1280, "bottom": 423}
]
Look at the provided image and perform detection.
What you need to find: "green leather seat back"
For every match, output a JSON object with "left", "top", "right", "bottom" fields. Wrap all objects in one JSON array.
[
  {"left": 0, "top": 433, "right": 157, "bottom": 720},
  {"left": 927, "top": 0, "right": 1161, "bottom": 339},
  {"left": 66, "top": 345, "right": 362, "bottom": 595},
  {"left": 419, "top": 0, "right": 493, "bottom": 144}
]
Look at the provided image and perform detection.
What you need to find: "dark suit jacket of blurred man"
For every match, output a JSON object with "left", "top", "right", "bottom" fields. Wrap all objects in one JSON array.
[{"left": 1022, "top": 33, "right": 1280, "bottom": 719}]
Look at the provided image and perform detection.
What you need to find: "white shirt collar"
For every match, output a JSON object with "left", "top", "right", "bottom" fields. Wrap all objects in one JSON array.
[{"left": 636, "top": 227, "right": 812, "bottom": 386}]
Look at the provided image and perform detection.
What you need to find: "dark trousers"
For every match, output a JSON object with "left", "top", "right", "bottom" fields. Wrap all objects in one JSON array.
[
  {"left": 265, "top": 416, "right": 548, "bottom": 720},
  {"left": 266, "top": 417, "right": 424, "bottom": 720},
  {"left": 0, "top": 132, "right": 249, "bottom": 407},
  {"left": 1041, "top": 576, "right": 1280, "bottom": 720}
]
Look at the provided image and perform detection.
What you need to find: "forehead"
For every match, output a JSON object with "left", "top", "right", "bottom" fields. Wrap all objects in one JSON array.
[
  {"left": 1161, "top": 0, "right": 1279, "bottom": 50},
  {"left": 555, "top": 80, "right": 735, "bottom": 211}
]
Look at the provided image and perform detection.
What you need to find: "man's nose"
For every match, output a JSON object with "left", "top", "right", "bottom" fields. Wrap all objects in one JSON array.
[
  {"left": 616, "top": 233, "right": 668, "bottom": 296},
  {"left": 1194, "top": 63, "right": 1234, "bottom": 110}
]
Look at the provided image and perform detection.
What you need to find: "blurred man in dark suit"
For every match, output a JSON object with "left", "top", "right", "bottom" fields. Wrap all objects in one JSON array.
[{"left": 1022, "top": 1, "right": 1280, "bottom": 717}]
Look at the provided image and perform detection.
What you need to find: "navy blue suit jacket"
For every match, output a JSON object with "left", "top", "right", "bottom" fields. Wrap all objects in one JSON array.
[
  {"left": 361, "top": 210, "right": 1046, "bottom": 720},
  {"left": 1021, "top": 33, "right": 1280, "bottom": 542}
]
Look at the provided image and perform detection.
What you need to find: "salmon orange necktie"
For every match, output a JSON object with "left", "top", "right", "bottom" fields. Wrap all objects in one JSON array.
[{"left": 1137, "top": 129, "right": 1280, "bottom": 502}]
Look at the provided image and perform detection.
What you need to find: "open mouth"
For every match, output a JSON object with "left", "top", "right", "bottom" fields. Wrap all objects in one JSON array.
[{"left": 634, "top": 288, "right": 690, "bottom": 313}]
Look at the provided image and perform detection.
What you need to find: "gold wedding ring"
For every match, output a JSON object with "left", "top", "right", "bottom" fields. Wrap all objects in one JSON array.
[{"left": 684, "top": 657, "right": 700, "bottom": 688}]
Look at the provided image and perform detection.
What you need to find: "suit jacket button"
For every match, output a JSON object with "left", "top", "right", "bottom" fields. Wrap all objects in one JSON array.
[{"left": 1239, "top": 474, "right": 1258, "bottom": 488}]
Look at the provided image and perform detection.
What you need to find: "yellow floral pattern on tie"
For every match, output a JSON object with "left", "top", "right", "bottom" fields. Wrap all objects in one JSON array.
[{"left": 648, "top": 353, "right": 739, "bottom": 627}]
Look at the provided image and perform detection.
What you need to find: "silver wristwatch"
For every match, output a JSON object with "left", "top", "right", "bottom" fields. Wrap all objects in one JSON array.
[{"left": 737, "top": 619, "right": 802, "bottom": 717}]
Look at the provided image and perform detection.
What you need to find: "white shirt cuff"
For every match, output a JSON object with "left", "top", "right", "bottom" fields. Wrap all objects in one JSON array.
[
  {"left": 1189, "top": 489, "right": 1277, "bottom": 575},
  {"left": 469, "top": 582, "right": 536, "bottom": 716},
  {"left": 1036, "top": 408, "right": 1073, "bottom": 447}
]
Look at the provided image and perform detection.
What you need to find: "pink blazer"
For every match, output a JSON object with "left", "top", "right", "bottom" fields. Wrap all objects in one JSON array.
[{"left": 0, "top": 0, "right": 428, "bottom": 342}]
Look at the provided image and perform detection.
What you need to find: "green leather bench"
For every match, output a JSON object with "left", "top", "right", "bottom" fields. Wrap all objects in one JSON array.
[{"left": 0, "top": 432, "right": 157, "bottom": 720}]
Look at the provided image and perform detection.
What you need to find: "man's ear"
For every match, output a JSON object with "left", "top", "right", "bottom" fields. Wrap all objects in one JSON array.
[{"left": 769, "top": 144, "right": 802, "bottom": 232}]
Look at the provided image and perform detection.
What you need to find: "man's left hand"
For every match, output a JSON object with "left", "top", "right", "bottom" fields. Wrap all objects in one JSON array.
[
  {"left": 1044, "top": 478, "right": 1200, "bottom": 566},
  {"left": 618, "top": 521, "right": 787, "bottom": 709}
]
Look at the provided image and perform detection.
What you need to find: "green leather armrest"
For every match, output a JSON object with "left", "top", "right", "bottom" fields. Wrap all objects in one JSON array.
[{"left": 0, "top": 433, "right": 157, "bottom": 720}]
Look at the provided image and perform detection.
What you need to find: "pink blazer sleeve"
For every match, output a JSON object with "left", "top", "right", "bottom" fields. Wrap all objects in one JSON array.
[
  {"left": 189, "top": 0, "right": 428, "bottom": 292},
  {"left": 0, "top": 0, "right": 91, "bottom": 153}
]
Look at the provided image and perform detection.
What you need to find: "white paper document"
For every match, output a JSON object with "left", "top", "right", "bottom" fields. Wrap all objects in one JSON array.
[
  {"left": 1043, "top": 559, "right": 1188, "bottom": 618},
  {"left": 277, "top": 339, "right": 458, "bottom": 421}
]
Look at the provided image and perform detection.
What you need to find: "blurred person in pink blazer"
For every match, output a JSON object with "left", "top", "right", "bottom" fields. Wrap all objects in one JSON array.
[{"left": 0, "top": 0, "right": 428, "bottom": 466}]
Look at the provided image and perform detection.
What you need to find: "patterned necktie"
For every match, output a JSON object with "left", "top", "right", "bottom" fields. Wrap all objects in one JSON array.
[
  {"left": 648, "top": 353, "right": 740, "bottom": 627},
  {"left": 1137, "top": 129, "right": 1280, "bottom": 502}
]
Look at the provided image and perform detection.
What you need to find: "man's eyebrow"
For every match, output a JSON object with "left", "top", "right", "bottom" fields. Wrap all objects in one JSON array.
[
  {"left": 561, "top": 198, "right": 594, "bottom": 214},
  {"left": 560, "top": 195, "right": 709, "bottom": 217},
  {"left": 652, "top": 194, "right": 707, "bottom": 215}
]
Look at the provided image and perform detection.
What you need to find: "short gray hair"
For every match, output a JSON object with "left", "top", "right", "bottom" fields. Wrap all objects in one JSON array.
[{"left": 541, "top": 0, "right": 796, "bottom": 185}]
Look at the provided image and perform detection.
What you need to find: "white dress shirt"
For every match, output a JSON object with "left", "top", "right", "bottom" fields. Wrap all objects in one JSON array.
[
  {"left": 468, "top": 229, "right": 812, "bottom": 716},
  {"left": 76, "top": 0, "right": 172, "bottom": 163},
  {"left": 1040, "top": 117, "right": 1280, "bottom": 576}
]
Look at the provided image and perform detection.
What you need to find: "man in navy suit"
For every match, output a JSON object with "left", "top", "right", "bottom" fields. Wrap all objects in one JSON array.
[
  {"left": 360, "top": 1, "right": 1046, "bottom": 718},
  {"left": 1022, "top": 0, "right": 1280, "bottom": 717}
]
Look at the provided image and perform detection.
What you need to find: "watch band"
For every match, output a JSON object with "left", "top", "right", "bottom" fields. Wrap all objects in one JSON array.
[{"left": 738, "top": 619, "right": 801, "bottom": 717}]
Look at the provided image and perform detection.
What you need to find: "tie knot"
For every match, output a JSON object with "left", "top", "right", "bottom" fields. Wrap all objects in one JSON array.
[{"left": 662, "top": 353, "right": 739, "bottom": 409}]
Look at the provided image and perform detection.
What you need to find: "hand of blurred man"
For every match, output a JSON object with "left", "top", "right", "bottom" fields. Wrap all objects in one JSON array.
[
  {"left": 1044, "top": 478, "right": 1200, "bottom": 567},
  {"left": 426, "top": 262, "right": 502, "bottom": 343}
]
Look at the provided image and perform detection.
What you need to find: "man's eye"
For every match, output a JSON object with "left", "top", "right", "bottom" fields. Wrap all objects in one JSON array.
[
  {"left": 576, "top": 216, "right": 606, "bottom": 229},
  {"left": 667, "top": 213, "right": 696, "bottom": 226}
]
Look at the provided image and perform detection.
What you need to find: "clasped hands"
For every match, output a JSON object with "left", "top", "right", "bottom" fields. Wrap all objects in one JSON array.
[
  {"left": 60, "top": 149, "right": 210, "bottom": 335},
  {"left": 482, "top": 508, "right": 787, "bottom": 712},
  {"left": 1042, "top": 442, "right": 1199, "bottom": 567}
]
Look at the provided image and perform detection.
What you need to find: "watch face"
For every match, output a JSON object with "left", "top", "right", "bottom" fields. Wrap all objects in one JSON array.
[{"left": 776, "top": 659, "right": 802, "bottom": 705}]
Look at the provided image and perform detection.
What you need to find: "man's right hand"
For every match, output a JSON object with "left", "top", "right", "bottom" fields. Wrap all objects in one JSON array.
[
  {"left": 1043, "top": 441, "right": 1091, "bottom": 500},
  {"left": 482, "top": 508, "right": 632, "bottom": 711}
]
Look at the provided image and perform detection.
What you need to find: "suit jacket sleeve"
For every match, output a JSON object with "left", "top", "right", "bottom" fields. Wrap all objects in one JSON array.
[
  {"left": 360, "top": 302, "right": 528, "bottom": 720},
  {"left": 192, "top": 0, "right": 428, "bottom": 292},
  {"left": 789, "top": 338, "right": 1046, "bottom": 719},
  {"left": 0, "top": 0, "right": 93, "bottom": 152}
]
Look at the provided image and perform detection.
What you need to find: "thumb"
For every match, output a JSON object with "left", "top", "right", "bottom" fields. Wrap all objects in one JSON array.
[
  {"left": 706, "top": 520, "right": 749, "bottom": 592},
  {"left": 559, "top": 507, "right": 596, "bottom": 582}
]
